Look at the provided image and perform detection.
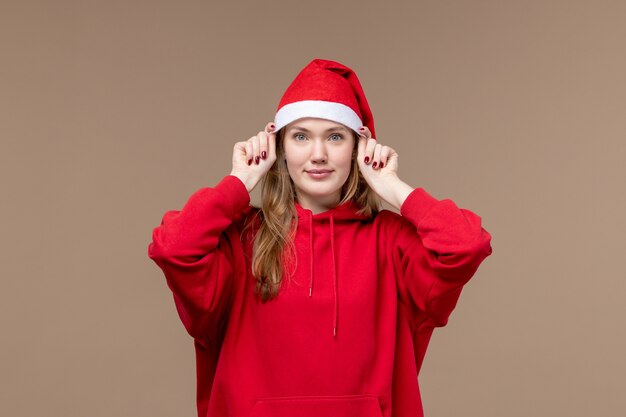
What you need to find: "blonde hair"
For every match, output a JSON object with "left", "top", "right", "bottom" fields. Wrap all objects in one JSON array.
[{"left": 242, "top": 128, "right": 381, "bottom": 302}]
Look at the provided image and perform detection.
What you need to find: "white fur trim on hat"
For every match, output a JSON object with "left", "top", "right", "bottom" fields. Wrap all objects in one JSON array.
[{"left": 274, "top": 100, "right": 363, "bottom": 133}]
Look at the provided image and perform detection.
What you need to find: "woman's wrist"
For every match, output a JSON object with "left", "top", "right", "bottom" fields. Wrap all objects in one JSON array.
[
  {"left": 229, "top": 172, "right": 255, "bottom": 193},
  {"left": 374, "top": 174, "right": 414, "bottom": 211}
]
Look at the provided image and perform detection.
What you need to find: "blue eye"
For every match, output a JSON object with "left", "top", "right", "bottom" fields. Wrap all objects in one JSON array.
[
  {"left": 294, "top": 133, "right": 307, "bottom": 141},
  {"left": 329, "top": 134, "right": 343, "bottom": 141}
]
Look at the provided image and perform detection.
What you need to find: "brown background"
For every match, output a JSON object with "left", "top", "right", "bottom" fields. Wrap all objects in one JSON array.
[{"left": 2, "top": 0, "right": 625, "bottom": 416}]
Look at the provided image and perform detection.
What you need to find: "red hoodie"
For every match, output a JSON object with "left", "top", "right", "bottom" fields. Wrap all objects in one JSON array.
[{"left": 147, "top": 174, "right": 493, "bottom": 417}]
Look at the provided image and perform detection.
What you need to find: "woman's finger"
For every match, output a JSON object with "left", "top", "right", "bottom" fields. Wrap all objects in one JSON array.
[
  {"left": 268, "top": 132, "right": 276, "bottom": 160},
  {"left": 265, "top": 122, "right": 277, "bottom": 160},
  {"left": 372, "top": 143, "right": 382, "bottom": 169},
  {"left": 364, "top": 137, "right": 376, "bottom": 164},
  {"left": 245, "top": 139, "right": 253, "bottom": 165},
  {"left": 357, "top": 135, "right": 367, "bottom": 162},
  {"left": 379, "top": 145, "right": 390, "bottom": 169},
  {"left": 252, "top": 133, "right": 261, "bottom": 165},
  {"left": 258, "top": 131, "right": 269, "bottom": 161}
]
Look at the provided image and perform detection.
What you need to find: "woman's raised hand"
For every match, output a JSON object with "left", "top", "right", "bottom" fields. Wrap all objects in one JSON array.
[
  {"left": 357, "top": 126, "right": 415, "bottom": 210},
  {"left": 356, "top": 126, "right": 399, "bottom": 186},
  {"left": 230, "top": 122, "right": 277, "bottom": 192}
]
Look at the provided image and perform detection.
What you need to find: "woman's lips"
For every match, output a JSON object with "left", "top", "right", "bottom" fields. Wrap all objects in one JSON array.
[{"left": 306, "top": 170, "right": 332, "bottom": 179}]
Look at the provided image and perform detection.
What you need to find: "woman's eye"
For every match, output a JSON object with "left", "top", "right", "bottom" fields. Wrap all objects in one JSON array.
[{"left": 293, "top": 133, "right": 342, "bottom": 141}]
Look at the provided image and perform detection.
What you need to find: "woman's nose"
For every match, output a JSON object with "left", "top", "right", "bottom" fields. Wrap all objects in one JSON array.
[{"left": 310, "top": 140, "right": 327, "bottom": 162}]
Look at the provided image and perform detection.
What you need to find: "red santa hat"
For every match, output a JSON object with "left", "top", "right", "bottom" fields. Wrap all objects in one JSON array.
[{"left": 273, "top": 58, "right": 376, "bottom": 139}]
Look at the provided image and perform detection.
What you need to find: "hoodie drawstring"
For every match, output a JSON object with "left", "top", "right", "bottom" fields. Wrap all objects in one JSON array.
[
  {"left": 330, "top": 213, "right": 337, "bottom": 337},
  {"left": 308, "top": 215, "right": 314, "bottom": 297},
  {"left": 307, "top": 212, "right": 339, "bottom": 337}
]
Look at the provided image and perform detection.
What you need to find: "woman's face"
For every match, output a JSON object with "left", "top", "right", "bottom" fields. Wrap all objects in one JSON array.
[{"left": 282, "top": 117, "right": 355, "bottom": 212}]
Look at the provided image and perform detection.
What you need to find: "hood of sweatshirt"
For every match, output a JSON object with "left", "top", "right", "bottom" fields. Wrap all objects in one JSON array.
[{"left": 293, "top": 199, "right": 371, "bottom": 338}]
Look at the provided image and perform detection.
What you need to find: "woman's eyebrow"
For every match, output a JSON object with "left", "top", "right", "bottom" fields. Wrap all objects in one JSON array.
[{"left": 289, "top": 126, "right": 348, "bottom": 133}]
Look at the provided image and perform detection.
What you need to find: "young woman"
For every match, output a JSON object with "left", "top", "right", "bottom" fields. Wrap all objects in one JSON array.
[{"left": 148, "top": 58, "right": 493, "bottom": 417}]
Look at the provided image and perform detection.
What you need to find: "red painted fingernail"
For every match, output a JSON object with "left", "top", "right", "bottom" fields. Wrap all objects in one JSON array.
[
  {"left": 255, "top": 156, "right": 260, "bottom": 164},
  {"left": 261, "top": 151, "right": 267, "bottom": 159},
  {"left": 372, "top": 162, "right": 377, "bottom": 168},
  {"left": 364, "top": 156, "right": 370, "bottom": 164},
  {"left": 247, "top": 158, "right": 252, "bottom": 166},
  {"left": 359, "top": 127, "right": 365, "bottom": 131},
  {"left": 379, "top": 162, "right": 384, "bottom": 169},
  {"left": 270, "top": 123, "right": 275, "bottom": 129}
]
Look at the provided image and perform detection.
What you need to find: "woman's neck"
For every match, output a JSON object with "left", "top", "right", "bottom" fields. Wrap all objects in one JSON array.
[{"left": 296, "top": 192, "right": 341, "bottom": 215}]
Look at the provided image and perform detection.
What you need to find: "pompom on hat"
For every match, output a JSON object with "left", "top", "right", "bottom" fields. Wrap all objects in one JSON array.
[{"left": 273, "top": 58, "right": 376, "bottom": 139}]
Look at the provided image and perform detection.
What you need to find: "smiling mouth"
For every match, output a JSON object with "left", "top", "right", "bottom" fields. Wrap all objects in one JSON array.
[{"left": 306, "top": 170, "right": 333, "bottom": 178}]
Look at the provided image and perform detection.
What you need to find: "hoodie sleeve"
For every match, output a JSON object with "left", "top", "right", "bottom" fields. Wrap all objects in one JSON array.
[
  {"left": 147, "top": 175, "right": 251, "bottom": 344},
  {"left": 392, "top": 187, "right": 493, "bottom": 330}
]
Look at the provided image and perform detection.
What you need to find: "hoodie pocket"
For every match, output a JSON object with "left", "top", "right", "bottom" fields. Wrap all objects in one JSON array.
[{"left": 248, "top": 394, "right": 383, "bottom": 417}]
